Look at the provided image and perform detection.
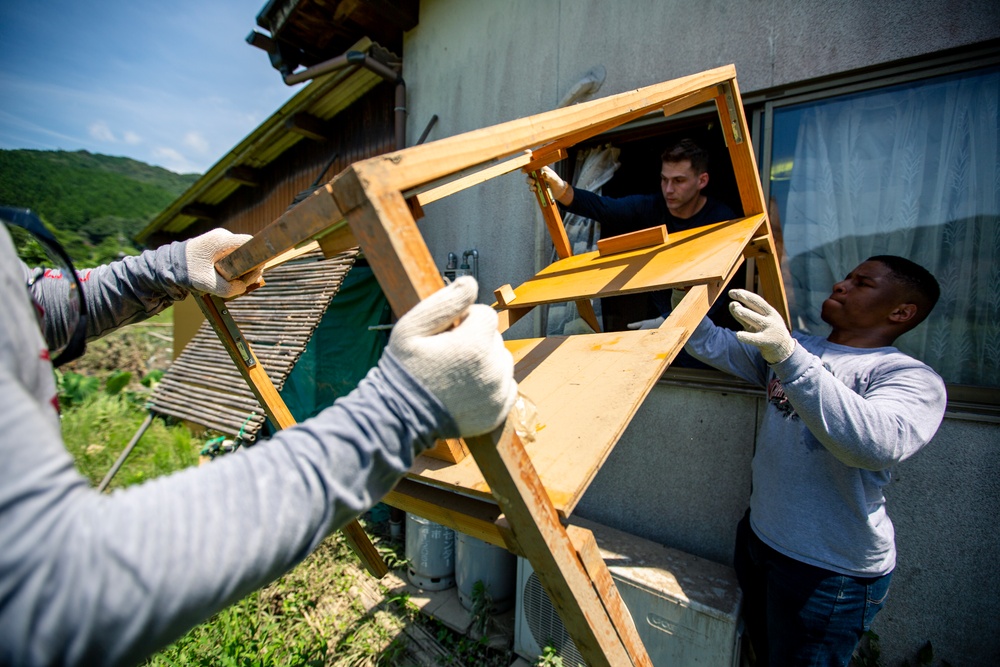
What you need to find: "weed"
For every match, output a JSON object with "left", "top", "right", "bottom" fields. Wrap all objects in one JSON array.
[
  {"left": 469, "top": 580, "right": 493, "bottom": 636},
  {"left": 535, "top": 645, "right": 565, "bottom": 667}
]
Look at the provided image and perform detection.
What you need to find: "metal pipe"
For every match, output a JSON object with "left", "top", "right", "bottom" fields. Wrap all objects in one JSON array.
[
  {"left": 284, "top": 49, "right": 407, "bottom": 151},
  {"left": 417, "top": 114, "right": 439, "bottom": 146},
  {"left": 98, "top": 412, "right": 154, "bottom": 492},
  {"left": 283, "top": 53, "right": 354, "bottom": 86}
]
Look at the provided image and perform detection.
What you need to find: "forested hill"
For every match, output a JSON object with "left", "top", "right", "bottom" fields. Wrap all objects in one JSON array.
[{"left": 0, "top": 149, "right": 199, "bottom": 265}]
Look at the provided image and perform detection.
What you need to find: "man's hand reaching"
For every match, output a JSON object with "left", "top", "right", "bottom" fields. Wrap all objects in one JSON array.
[
  {"left": 728, "top": 289, "right": 795, "bottom": 364},
  {"left": 525, "top": 166, "right": 571, "bottom": 204}
]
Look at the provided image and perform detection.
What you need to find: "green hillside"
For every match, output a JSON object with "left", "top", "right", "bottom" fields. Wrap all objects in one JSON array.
[{"left": 0, "top": 149, "right": 199, "bottom": 266}]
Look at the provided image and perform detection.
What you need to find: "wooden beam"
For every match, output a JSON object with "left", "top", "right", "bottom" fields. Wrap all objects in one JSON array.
[
  {"left": 495, "top": 305, "right": 534, "bottom": 334},
  {"left": 180, "top": 204, "right": 217, "bottom": 222},
  {"left": 385, "top": 479, "right": 504, "bottom": 548},
  {"left": 465, "top": 424, "right": 641, "bottom": 667},
  {"left": 522, "top": 147, "right": 568, "bottom": 173},
  {"left": 285, "top": 112, "right": 331, "bottom": 141},
  {"left": 412, "top": 151, "right": 534, "bottom": 207},
  {"left": 195, "top": 293, "right": 388, "bottom": 579},
  {"left": 597, "top": 225, "right": 667, "bottom": 257},
  {"left": 225, "top": 165, "right": 261, "bottom": 187},
  {"left": 567, "top": 525, "right": 652, "bottom": 667},
  {"left": 350, "top": 65, "right": 737, "bottom": 195},
  {"left": 214, "top": 180, "right": 347, "bottom": 281}
]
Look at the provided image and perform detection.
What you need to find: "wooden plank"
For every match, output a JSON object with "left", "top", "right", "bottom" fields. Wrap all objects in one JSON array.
[
  {"left": 215, "top": 181, "right": 347, "bottom": 281},
  {"left": 567, "top": 525, "right": 652, "bottom": 667},
  {"left": 263, "top": 241, "right": 320, "bottom": 270},
  {"left": 523, "top": 147, "right": 568, "bottom": 173},
  {"left": 494, "top": 215, "right": 764, "bottom": 311},
  {"left": 496, "top": 305, "right": 534, "bottom": 335},
  {"left": 597, "top": 225, "right": 667, "bottom": 257},
  {"left": 350, "top": 65, "right": 737, "bottom": 196},
  {"left": 494, "top": 284, "right": 517, "bottom": 308},
  {"left": 195, "top": 293, "right": 388, "bottom": 580},
  {"left": 421, "top": 438, "right": 468, "bottom": 463},
  {"left": 529, "top": 85, "right": 724, "bottom": 173},
  {"left": 412, "top": 151, "right": 534, "bottom": 207},
  {"left": 315, "top": 221, "right": 358, "bottom": 258},
  {"left": 384, "top": 479, "right": 504, "bottom": 548},
  {"left": 407, "top": 328, "right": 688, "bottom": 516},
  {"left": 338, "top": 173, "right": 444, "bottom": 314}
]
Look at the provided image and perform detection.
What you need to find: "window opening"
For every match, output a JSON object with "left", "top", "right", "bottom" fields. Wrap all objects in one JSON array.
[
  {"left": 763, "top": 64, "right": 999, "bottom": 390},
  {"left": 571, "top": 112, "right": 746, "bottom": 339}
]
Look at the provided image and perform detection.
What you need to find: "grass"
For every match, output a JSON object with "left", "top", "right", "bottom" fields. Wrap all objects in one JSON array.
[{"left": 58, "top": 308, "right": 525, "bottom": 666}]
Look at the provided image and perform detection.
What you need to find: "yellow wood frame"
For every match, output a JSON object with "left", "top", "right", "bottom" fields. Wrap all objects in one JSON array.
[{"left": 210, "top": 64, "right": 786, "bottom": 666}]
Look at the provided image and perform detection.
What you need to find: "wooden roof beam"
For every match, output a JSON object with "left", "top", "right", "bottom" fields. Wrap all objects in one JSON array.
[{"left": 285, "top": 112, "right": 331, "bottom": 141}]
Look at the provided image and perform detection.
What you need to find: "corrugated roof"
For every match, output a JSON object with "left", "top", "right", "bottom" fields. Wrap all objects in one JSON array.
[
  {"left": 147, "top": 248, "right": 359, "bottom": 439},
  {"left": 138, "top": 37, "right": 389, "bottom": 242}
]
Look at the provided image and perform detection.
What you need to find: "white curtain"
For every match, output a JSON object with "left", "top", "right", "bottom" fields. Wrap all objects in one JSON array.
[
  {"left": 781, "top": 68, "right": 1000, "bottom": 387},
  {"left": 544, "top": 145, "right": 620, "bottom": 336}
]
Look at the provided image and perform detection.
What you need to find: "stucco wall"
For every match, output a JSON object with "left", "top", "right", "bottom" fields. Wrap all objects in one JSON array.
[{"left": 402, "top": 1, "right": 1000, "bottom": 664}]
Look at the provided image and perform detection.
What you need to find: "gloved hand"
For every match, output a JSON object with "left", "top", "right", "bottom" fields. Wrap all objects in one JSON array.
[
  {"left": 525, "top": 166, "right": 570, "bottom": 202},
  {"left": 626, "top": 316, "right": 664, "bottom": 330},
  {"left": 388, "top": 276, "right": 517, "bottom": 437},
  {"left": 184, "top": 229, "right": 263, "bottom": 298},
  {"left": 728, "top": 289, "right": 795, "bottom": 364}
]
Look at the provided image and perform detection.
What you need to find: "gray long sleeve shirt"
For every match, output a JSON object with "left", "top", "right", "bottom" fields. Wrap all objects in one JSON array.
[
  {"left": 0, "top": 227, "right": 451, "bottom": 665},
  {"left": 685, "top": 317, "right": 946, "bottom": 576}
]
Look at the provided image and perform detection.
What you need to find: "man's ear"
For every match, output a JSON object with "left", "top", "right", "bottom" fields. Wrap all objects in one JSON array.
[
  {"left": 889, "top": 303, "right": 918, "bottom": 324},
  {"left": 697, "top": 171, "right": 709, "bottom": 190}
]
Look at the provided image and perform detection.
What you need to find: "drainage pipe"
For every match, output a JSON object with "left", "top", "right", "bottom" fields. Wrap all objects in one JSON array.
[{"left": 284, "top": 50, "right": 406, "bottom": 151}]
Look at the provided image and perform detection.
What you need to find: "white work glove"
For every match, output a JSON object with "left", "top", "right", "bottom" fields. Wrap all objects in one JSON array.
[
  {"left": 525, "top": 165, "right": 570, "bottom": 201},
  {"left": 728, "top": 289, "right": 795, "bottom": 364},
  {"left": 388, "top": 276, "right": 517, "bottom": 437},
  {"left": 627, "top": 316, "right": 664, "bottom": 330},
  {"left": 184, "top": 229, "right": 263, "bottom": 298}
]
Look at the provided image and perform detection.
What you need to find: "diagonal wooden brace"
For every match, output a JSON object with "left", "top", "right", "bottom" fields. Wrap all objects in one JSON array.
[
  {"left": 467, "top": 423, "right": 651, "bottom": 667},
  {"left": 196, "top": 293, "right": 388, "bottom": 579}
]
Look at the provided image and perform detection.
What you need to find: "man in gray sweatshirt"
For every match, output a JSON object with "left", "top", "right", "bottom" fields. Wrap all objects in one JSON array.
[
  {"left": 0, "top": 215, "right": 516, "bottom": 666},
  {"left": 683, "top": 255, "right": 945, "bottom": 666}
]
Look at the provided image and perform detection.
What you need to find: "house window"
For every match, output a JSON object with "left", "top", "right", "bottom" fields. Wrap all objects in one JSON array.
[{"left": 763, "top": 64, "right": 1000, "bottom": 391}]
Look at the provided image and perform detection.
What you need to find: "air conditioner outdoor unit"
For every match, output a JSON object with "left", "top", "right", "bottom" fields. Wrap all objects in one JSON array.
[{"left": 514, "top": 517, "right": 743, "bottom": 666}]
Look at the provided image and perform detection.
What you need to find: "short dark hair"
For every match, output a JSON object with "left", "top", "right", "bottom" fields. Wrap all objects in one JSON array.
[
  {"left": 868, "top": 255, "right": 941, "bottom": 325},
  {"left": 661, "top": 139, "right": 709, "bottom": 174}
]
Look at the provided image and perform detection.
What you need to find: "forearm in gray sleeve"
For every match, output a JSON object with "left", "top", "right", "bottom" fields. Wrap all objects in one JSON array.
[
  {"left": 0, "top": 350, "right": 450, "bottom": 667},
  {"left": 29, "top": 241, "right": 193, "bottom": 348}
]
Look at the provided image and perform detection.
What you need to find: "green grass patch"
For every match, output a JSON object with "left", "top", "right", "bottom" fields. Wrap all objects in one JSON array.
[{"left": 61, "top": 392, "right": 200, "bottom": 489}]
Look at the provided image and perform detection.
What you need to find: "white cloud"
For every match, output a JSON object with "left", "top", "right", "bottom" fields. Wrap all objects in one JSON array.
[
  {"left": 151, "top": 145, "right": 197, "bottom": 173},
  {"left": 88, "top": 120, "right": 116, "bottom": 143},
  {"left": 123, "top": 130, "right": 142, "bottom": 145},
  {"left": 182, "top": 130, "right": 209, "bottom": 155}
]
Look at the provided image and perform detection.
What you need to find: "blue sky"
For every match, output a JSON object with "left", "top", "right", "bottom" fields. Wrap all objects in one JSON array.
[{"left": 0, "top": 0, "right": 297, "bottom": 174}]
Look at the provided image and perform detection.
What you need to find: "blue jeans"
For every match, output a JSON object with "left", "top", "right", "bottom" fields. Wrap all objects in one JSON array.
[{"left": 734, "top": 512, "right": 892, "bottom": 667}]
